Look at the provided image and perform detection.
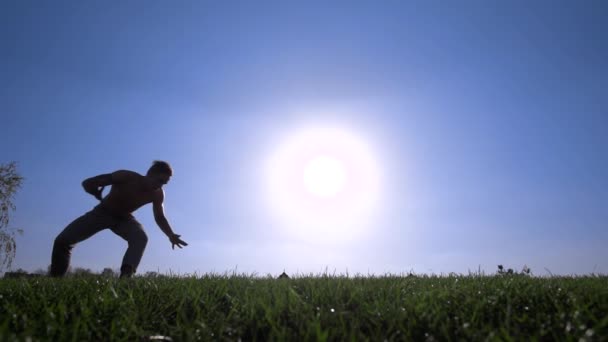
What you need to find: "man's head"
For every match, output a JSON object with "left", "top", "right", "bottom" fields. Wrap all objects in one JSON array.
[{"left": 147, "top": 160, "right": 172, "bottom": 187}]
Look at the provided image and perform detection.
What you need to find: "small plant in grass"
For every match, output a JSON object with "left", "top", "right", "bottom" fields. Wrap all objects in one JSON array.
[{"left": 497, "top": 264, "right": 531, "bottom": 276}]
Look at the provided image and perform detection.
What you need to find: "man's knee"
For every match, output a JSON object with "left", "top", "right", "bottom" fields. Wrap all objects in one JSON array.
[
  {"left": 130, "top": 230, "right": 148, "bottom": 247},
  {"left": 140, "top": 231, "right": 148, "bottom": 245},
  {"left": 53, "top": 234, "right": 72, "bottom": 251}
]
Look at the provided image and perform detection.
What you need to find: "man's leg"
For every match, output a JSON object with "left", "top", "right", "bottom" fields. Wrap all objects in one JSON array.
[
  {"left": 50, "top": 208, "right": 113, "bottom": 277},
  {"left": 111, "top": 217, "right": 148, "bottom": 278}
]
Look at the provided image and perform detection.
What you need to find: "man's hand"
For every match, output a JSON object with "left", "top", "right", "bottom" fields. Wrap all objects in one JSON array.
[
  {"left": 169, "top": 234, "right": 188, "bottom": 250},
  {"left": 84, "top": 185, "right": 104, "bottom": 201},
  {"left": 92, "top": 186, "right": 104, "bottom": 201},
  {"left": 82, "top": 174, "right": 113, "bottom": 200}
]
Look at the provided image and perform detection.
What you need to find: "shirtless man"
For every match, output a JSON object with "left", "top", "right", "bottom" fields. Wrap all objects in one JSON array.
[{"left": 50, "top": 161, "right": 188, "bottom": 278}]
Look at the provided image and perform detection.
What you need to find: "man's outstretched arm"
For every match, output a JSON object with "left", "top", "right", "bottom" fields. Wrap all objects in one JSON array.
[{"left": 153, "top": 190, "right": 188, "bottom": 249}]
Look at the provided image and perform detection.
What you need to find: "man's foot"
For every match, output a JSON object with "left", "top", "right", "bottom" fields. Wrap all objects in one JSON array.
[{"left": 120, "top": 264, "right": 134, "bottom": 278}]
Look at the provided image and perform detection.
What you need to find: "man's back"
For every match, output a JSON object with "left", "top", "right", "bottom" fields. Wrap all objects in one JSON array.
[{"left": 99, "top": 170, "right": 161, "bottom": 216}]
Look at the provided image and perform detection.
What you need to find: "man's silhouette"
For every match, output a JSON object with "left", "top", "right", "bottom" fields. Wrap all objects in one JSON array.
[{"left": 50, "top": 160, "right": 187, "bottom": 278}]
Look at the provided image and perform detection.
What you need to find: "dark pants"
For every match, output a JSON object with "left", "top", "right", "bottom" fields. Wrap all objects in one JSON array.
[{"left": 50, "top": 205, "right": 148, "bottom": 277}]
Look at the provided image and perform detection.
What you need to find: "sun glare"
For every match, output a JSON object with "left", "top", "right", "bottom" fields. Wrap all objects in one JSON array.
[
  {"left": 264, "top": 125, "right": 382, "bottom": 242},
  {"left": 303, "top": 155, "right": 347, "bottom": 198}
]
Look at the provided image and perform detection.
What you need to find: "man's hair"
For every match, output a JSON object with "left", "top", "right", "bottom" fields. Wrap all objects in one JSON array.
[{"left": 148, "top": 160, "right": 173, "bottom": 176}]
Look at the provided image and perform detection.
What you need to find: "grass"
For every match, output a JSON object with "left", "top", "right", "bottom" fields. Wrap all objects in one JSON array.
[{"left": 0, "top": 273, "right": 606, "bottom": 341}]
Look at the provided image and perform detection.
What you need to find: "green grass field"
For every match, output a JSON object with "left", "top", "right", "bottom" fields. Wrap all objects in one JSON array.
[{"left": 1, "top": 273, "right": 606, "bottom": 341}]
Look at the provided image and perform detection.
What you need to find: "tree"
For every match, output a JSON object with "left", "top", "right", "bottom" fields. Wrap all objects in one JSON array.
[
  {"left": 70, "top": 267, "right": 95, "bottom": 277},
  {"left": 101, "top": 267, "right": 117, "bottom": 277},
  {"left": 3, "top": 268, "right": 28, "bottom": 278},
  {"left": 0, "top": 161, "right": 24, "bottom": 273},
  {"left": 32, "top": 267, "right": 49, "bottom": 275}
]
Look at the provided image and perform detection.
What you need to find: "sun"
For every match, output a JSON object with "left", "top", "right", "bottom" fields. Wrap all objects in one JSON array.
[
  {"left": 302, "top": 155, "right": 347, "bottom": 198},
  {"left": 264, "top": 124, "right": 382, "bottom": 242}
]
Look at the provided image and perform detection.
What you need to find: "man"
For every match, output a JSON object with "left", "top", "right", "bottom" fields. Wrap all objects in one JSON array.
[{"left": 50, "top": 160, "right": 188, "bottom": 278}]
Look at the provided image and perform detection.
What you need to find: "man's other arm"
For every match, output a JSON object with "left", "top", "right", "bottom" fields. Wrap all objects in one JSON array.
[
  {"left": 153, "top": 190, "right": 188, "bottom": 249},
  {"left": 81, "top": 170, "right": 133, "bottom": 200}
]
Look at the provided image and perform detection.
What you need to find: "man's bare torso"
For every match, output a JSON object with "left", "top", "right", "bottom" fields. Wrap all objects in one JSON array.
[{"left": 100, "top": 171, "right": 161, "bottom": 216}]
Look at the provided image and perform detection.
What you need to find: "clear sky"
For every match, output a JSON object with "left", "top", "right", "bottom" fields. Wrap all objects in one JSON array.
[{"left": 1, "top": 1, "right": 607, "bottom": 276}]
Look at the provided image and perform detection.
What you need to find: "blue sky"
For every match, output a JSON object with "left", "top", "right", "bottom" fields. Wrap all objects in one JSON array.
[{"left": 1, "top": 1, "right": 607, "bottom": 276}]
